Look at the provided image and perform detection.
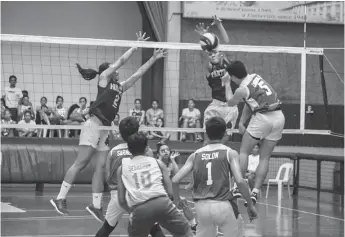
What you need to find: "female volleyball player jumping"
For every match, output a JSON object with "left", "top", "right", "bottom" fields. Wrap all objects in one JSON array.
[
  {"left": 218, "top": 60, "right": 285, "bottom": 205},
  {"left": 50, "top": 31, "right": 167, "bottom": 222},
  {"left": 195, "top": 16, "right": 239, "bottom": 144}
]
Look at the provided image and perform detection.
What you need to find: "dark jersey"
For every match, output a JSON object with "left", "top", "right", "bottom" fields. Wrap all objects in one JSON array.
[
  {"left": 89, "top": 80, "right": 123, "bottom": 126},
  {"left": 192, "top": 144, "right": 233, "bottom": 201},
  {"left": 106, "top": 143, "right": 132, "bottom": 190},
  {"left": 207, "top": 58, "right": 238, "bottom": 102}
]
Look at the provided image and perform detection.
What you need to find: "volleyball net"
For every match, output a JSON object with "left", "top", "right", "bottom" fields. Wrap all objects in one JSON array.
[{"left": 1, "top": 34, "right": 344, "bottom": 138}]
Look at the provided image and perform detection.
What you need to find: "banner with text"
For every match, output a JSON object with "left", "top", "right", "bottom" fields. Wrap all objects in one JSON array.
[{"left": 183, "top": 1, "right": 344, "bottom": 25}]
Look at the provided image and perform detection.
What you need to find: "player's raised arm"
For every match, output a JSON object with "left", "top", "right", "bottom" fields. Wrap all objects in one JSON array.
[
  {"left": 116, "top": 166, "right": 130, "bottom": 213},
  {"left": 121, "top": 49, "right": 167, "bottom": 92},
  {"left": 99, "top": 31, "right": 150, "bottom": 86},
  {"left": 157, "top": 159, "right": 174, "bottom": 199},
  {"left": 220, "top": 71, "right": 247, "bottom": 106},
  {"left": 172, "top": 153, "right": 194, "bottom": 184},
  {"left": 211, "top": 15, "right": 230, "bottom": 44}
]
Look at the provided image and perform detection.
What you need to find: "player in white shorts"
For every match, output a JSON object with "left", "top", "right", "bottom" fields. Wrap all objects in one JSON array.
[
  {"left": 172, "top": 117, "right": 258, "bottom": 237},
  {"left": 94, "top": 117, "right": 165, "bottom": 237},
  {"left": 219, "top": 60, "right": 285, "bottom": 205},
  {"left": 195, "top": 16, "right": 239, "bottom": 144},
  {"left": 117, "top": 132, "right": 193, "bottom": 237}
]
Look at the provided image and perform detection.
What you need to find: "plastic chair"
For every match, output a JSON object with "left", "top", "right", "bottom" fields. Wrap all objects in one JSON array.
[{"left": 265, "top": 163, "right": 294, "bottom": 200}]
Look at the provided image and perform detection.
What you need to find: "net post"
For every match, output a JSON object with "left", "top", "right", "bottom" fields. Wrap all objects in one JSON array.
[{"left": 300, "top": 51, "right": 307, "bottom": 131}]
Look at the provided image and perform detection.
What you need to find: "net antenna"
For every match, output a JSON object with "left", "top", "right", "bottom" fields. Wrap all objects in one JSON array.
[{"left": 1, "top": 33, "right": 330, "bottom": 135}]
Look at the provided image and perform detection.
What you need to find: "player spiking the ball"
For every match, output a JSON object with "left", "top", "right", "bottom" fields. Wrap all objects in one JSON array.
[
  {"left": 194, "top": 15, "right": 239, "bottom": 145},
  {"left": 218, "top": 61, "right": 285, "bottom": 206}
]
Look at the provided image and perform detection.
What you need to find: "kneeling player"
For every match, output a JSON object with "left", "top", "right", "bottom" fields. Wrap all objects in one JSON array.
[
  {"left": 220, "top": 61, "right": 285, "bottom": 205},
  {"left": 117, "top": 133, "right": 193, "bottom": 237},
  {"left": 172, "top": 117, "right": 258, "bottom": 237},
  {"left": 95, "top": 117, "right": 165, "bottom": 237}
]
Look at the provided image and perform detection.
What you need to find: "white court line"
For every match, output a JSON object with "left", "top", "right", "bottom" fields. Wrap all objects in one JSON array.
[
  {"left": 1, "top": 214, "right": 129, "bottom": 221},
  {"left": 2, "top": 235, "right": 162, "bottom": 237},
  {"left": 186, "top": 200, "right": 344, "bottom": 222}
]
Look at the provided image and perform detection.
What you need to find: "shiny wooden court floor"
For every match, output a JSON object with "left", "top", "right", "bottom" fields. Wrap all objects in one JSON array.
[{"left": 1, "top": 185, "right": 344, "bottom": 237}]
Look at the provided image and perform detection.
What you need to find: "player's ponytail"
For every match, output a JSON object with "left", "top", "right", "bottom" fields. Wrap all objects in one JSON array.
[{"left": 76, "top": 62, "right": 110, "bottom": 81}]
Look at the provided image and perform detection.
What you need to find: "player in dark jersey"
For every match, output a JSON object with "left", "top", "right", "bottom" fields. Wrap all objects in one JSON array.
[
  {"left": 219, "top": 60, "right": 285, "bottom": 205},
  {"left": 95, "top": 116, "right": 166, "bottom": 237},
  {"left": 50, "top": 31, "right": 167, "bottom": 221},
  {"left": 195, "top": 16, "right": 239, "bottom": 145},
  {"left": 172, "top": 117, "right": 257, "bottom": 237}
]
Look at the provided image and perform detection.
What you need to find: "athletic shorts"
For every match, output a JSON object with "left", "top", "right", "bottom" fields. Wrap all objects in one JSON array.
[
  {"left": 247, "top": 110, "right": 285, "bottom": 141},
  {"left": 204, "top": 99, "right": 238, "bottom": 129},
  {"left": 128, "top": 196, "right": 191, "bottom": 237},
  {"left": 79, "top": 115, "right": 109, "bottom": 151},
  {"left": 105, "top": 190, "right": 126, "bottom": 226},
  {"left": 195, "top": 199, "right": 244, "bottom": 237}
]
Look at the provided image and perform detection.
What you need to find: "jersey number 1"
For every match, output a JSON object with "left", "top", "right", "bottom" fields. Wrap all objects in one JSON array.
[
  {"left": 133, "top": 171, "right": 152, "bottom": 189},
  {"left": 206, "top": 162, "right": 213, "bottom": 185}
]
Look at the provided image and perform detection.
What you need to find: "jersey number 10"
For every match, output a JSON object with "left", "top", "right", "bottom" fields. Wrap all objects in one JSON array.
[{"left": 133, "top": 171, "right": 152, "bottom": 189}]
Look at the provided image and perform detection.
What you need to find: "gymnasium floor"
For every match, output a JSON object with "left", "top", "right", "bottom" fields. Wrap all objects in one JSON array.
[{"left": 1, "top": 184, "right": 344, "bottom": 237}]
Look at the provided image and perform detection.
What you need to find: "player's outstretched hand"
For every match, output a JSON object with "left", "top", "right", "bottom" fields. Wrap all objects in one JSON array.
[
  {"left": 195, "top": 22, "right": 209, "bottom": 36},
  {"left": 170, "top": 151, "right": 180, "bottom": 160},
  {"left": 247, "top": 205, "right": 258, "bottom": 222},
  {"left": 221, "top": 71, "right": 231, "bottom": 84},
  {"left": 211, "top": 15, "right": 222, "bottom": 26},
  {"left": 136, "top": 31, "right": 150, "bottom": 41},
  {"left": 153, "top": 48, "right": 168, "bottom": 59}
]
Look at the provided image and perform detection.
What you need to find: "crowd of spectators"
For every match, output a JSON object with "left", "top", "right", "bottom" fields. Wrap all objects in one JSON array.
[{"left": 1, "top": 75, "right": 204, "bottom": 142}]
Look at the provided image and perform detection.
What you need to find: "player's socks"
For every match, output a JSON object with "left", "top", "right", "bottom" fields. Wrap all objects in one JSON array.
[
  {"left": 57, "top": 181, "right": 72, "bottom": 200},
  {"left": 232, "top": 183, "right": 242, "bottom": 198},
  {"left": 190, "top": 218, "right": 197, "bottom": 226},
  {"left": 92, "top": 193, "right": 103, "bottom": 209},
  {"left": 95, "top": 220, "right": 117, "bottom": 237},
  {"left": 252, "top": 188, "right": 260, "bottom": 194}
]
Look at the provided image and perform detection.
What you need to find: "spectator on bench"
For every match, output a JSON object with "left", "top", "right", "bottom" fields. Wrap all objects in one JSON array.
[
  {"left": 111, "top": 114, "right": 121, "bottom": 139},
  {"left": 244, "top": 144, "right": 260, "bottom": 189},
  {"left": 1, "top": 109, "right": 16, "bottom": 137},
  {"left": 17, "top": 110, "right": 37, "bottom": 137},
  {"left": 18, "top": 90, "right": 32, "bottom": 106},
  {"left": 1, "top": 98, "right": 9, "bottom": 119},
  {"left": 147, "top": 117, "right": 170, "bottom": 142},
  {"left": 130, "top": 98, "right": 145, "bottom": 125},
  {"left": 17, "top": 95, "right": 35, "bottom": 121},
  {"left": 180, "top": 99, "right": 203, "bottom": 142},
  {"left": 146, "top": 99, "right": 164, "bottom": 127}
]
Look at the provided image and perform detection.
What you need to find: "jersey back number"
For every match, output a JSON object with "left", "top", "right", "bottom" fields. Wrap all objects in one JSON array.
[
  {"left": 133, "top": 171, "right": 152, "bottom": 189},
  {"left": 251, "top": 75, "right": 272, "bottom": 96},
  {"left": 206, "top": 161, "right": 213, "bottom": 185},
  {"left": 112, "top": 94, "right": 121, "bottom": 109}
]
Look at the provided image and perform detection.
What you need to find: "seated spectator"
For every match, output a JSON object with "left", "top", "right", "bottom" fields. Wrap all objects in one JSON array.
[
  {"left": 147, "top": 117, "right": 170, "bottom": 142},
  {"left": 146, "top": 100, "right": 164, "bottom": 127},
  {"left": 1, "top": 109, "right": 16, "bottom": 137},
  {"left": 36, "top": 105, "right": 52, "bottom": 138},
  {"left": 18, "top": 90, "right": 33, "bottom": 106},
  {"left": 3, "top": 75, "right": 22, "bottom": 121},
  {"left": 244, "top": 144, "right": 260, "bottom": 189},
  {"left": 17, "top": 95, "right": 35, "bottom": 121},
  {"left": 77, "top": 97, "right": 89, "bottom": 115},
  {"left": 1, "top": 98, "right": 9, "bottom": 119},
  {"left": 180, "top": 99, "right": 203, "bottom": 142},
  {"left": 63, "top": 103, "right": 87, "bottom": 138},
  {"left": 17, "top": 110, "right": 37, "bottom": 137},
  {"left": 53, "top": 95, "right": 67, "bottom": 123},
  {"left": 129, "top": 98, "right": 145, "bottom": 125},
  {"left": 111, "top": 114, "right": 121, "bottom": 139}
]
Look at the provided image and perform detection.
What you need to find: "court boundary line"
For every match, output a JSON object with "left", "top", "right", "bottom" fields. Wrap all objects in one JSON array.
[{"left": 186, "top": 200, "right": 344, "bottom": 222}]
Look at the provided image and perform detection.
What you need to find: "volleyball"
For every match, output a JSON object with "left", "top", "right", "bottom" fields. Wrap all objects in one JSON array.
[{"left": 200, "top": 33, "right": 219, "bottom": 52}]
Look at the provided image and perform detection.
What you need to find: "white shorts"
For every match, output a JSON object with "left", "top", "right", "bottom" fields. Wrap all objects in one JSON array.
[
  {"left": 204, "top": 100, "right": 239, "bottom": 129},
  {"left": 105, "top": 190, "right": 126, "bottom": 226},
  {"left": 79, "top": 115, "right": 110, "bottom": 151},
  {"left": 195, "top": 200, "right": 244, "bottom": 237},
  {"left": 247, "top": 110, "right": 285, "bottom": 141}
]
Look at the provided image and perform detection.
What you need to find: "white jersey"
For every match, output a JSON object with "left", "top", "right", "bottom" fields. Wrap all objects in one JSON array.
[{"left": 121, "top": 156, "right": 167, "bottom": 207}]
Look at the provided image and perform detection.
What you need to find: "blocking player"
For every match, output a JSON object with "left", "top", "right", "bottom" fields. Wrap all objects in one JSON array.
[
  {"left": 95, "top": 117, "right": 166, "bottom": 237},
  {"left": 172, "top": 117, "right": 257, "bottom": 237},
  {"left": 117, "top": 132, "right": 194, "bottom": 237},
  {"left": 220, "top": 60, "right": 285, "bottom": 205},
  {"left": 156, "top": 142, "right": 197, "bottom": 231},
  {"left": 195, "top": 16, "right": 239, "bottom": 144},
  {"left": 50, "top": 30, "right": 167, "bottom": 221}
]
